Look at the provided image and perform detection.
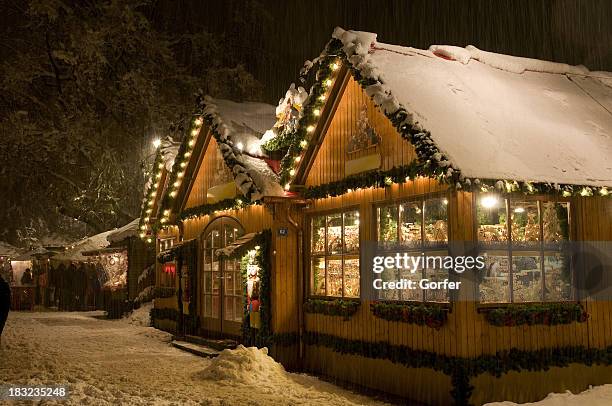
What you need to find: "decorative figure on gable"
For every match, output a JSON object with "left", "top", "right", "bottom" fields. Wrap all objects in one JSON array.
[
  {"left": 348, "top": 104, "right": 381, "bottom": 154},
  {"left": 274, "top": 83, "right": 307, "bottom": 135}
]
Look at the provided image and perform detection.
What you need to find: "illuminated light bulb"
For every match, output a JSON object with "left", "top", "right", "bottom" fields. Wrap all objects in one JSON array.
[
  {"left": 306, "top": 125, "right": 315, "bottom": 132},
  {"left": 354, "top": 219, "right": 360, "bottom": 226},
  {"left": 147, "top": 200, "right": 153, "bottom": 206},
  {"left": 180, "top": 162, "right": 186, "bottom": 168},
  {"left": 443, "top": 199, "right": 448, "bottom": 205},
  {"left": 140, "top": 225, "right": 146, "bottom": 230},
  {"left": 319, "top": 94, "right": 326, "bottom": 101},
  {"left": 152, "top": 139, "right": 161, "bottom": 148},
  {"left": 195, "top": 117, "right": 203, "bottom": 126},
  {"left": 580, "top": 187, "right": 591, "bottom": 197},
  {"left": 384, "top": 177, "right": 393, "bottom": 185},
  {"left": 405, "top": 176, "right": 410, "bottom": 182},
  {"left": 514, "top": 207, "right": 525, "bottom": 213},
  {"left": 331, "top": 62, "right": 339, "bottom": 71},
  {"left": 146, "top": 208, "right": 152, "bottom": 213},
  {"left": 191, "top": 129, "right": 198, "bottom": 136},
  {"left": 313, "top": 109, "right": 320, "bottom": 117},
  {"left": 289, "top": 169, "right": 296, "bottom": 176},
  {"left": 188, "top": 139, "right": 195, "bottom": 147},
  {"left": 163, "top": 210, "right": 170, "bottom": 216},
  {"left": 144, "top": 216, "right": 149, "bottom": 222},
  {"left": 255, "top": 245, "right": 260, "bottom": 250},
  {"left": 147, "top": 238, "right": 152, "bottom": 243},
  {"left": 294, "top": 156, "right": 301, "bottom": 163},
  {"left": 236, "top": 199, "right": 242, "bottom": 205},
  {"left": 236, "top": 142, "right": 244, "bottom": 151},
  {"left": 177, "top": 172, "right": 184, "bottom": 178},
  {"left": 299, "top": 140, "right": 308, "bottom": 148},
  {"left": 160, "top": 218, "right": 167, "bottom": 224},
  {"left": 284, "top": 183, "right": 291, "bottom": 191},
  {"left": 174, "top": 181, "right": 180, "bottom": 187},
  {"left": 347, "top": 188, "right": 352, "bottom": 193},
  {"left": 156, "top": 172, "right": 162, "bottom": 178},
  {"left": 184, "top": 151, "right": 191, "bottom": 157},
  {"left": 158, "top": 163, "right": 164, "bottom": 169},
  {"left": 170, "top": 191, "right": 177, "bottom": 198},
  {"left": 480, "top": 195, "right": 499, "bottom": 209},
  {"left": 562, "top": 190, "right": 572, "bottom": 197},
  {"left": 151, "top": 191, "right": 157, "bottom": 197},
  {"left": 325, "top": 79, "right": 333, "bottom": 87},
  {"left": 139, "top": 233, "right": 146, "bottom": 238}
]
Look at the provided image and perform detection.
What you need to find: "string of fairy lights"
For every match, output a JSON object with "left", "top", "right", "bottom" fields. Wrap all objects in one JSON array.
[{"left": 138, "top": 115, "right": 204, "bottom": 242}]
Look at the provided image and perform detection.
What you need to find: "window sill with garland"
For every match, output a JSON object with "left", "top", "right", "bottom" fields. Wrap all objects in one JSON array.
[
  {"left": 370, "top": 300, "right": 451, "bottom": 329},
  {"left": 304, "top": 297, "right": 361, "bottom": 321},
  {"left": 476, "top": 301, "right": 588, "bottom": 327}
]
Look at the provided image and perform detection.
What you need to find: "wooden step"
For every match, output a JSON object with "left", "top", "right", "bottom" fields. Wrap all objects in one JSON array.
[
  {"left": 171, "top": 340, "right": 220, "bottom": 358},
  {"left": 176, "top": 334, "right": 238, "bottom": 351}
]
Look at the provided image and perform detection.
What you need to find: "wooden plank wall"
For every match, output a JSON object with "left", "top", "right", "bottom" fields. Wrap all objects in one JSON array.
[
  {"left": 305, "top": 75, "right": 417, "bottom": 187},
  {"left": 184, "top": 136, "right": 234, "bottom": 209}
]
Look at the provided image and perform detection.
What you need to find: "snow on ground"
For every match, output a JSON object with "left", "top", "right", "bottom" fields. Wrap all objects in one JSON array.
[
  {"left": 0, "top": 311, "right": 387, "bottom": 405},
  {"left": 485, "top": 384, "right": 612, "bottom": 406},
  {"left": 122, "top": 302, "right": 153, "bottom": 327}
]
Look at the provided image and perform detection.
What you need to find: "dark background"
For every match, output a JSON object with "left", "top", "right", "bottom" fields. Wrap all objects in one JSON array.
[{"left": 149, "top": 0, "right": 612, "bottom": 103}]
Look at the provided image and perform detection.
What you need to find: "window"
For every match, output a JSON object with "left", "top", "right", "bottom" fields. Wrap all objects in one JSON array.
[
  {"left": 158, "top": 237, "right": 177, "bottom": 287},
  {"left": 376, "top": 196, "right": 449, "bottom": 302},
  {"left": 477, "top": 195, "right": 572, "bottom": 303},
  {"left": 310, "top": 209, "right": 360, "bottom": 298}
]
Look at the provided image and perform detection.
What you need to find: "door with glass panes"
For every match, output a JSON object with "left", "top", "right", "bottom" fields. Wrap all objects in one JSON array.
[{"left": 201, "top": 217, "right": 244, "bottom": 337}]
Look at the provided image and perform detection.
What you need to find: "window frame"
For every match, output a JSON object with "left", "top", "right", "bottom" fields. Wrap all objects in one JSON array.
[
  {"left": 373, "top": 192, "right": 451, "bottom": 303},
  {"left": 307, "top": 205, "right": 361, "bottom": 299},
  {"left": 474, "top": 194, "right": 575, "bottom": 304}
]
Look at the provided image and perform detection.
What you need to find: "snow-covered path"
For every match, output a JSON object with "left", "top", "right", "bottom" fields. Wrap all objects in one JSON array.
[{"left": 0, "top": 311, "right": 387, "bottom": 405}]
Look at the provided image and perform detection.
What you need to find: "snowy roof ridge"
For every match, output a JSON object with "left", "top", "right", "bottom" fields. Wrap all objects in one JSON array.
[
  {"left": 199, "top": 95, "right": 284, "bottom": 201},
  {"left": 330, "top": 27, "right": 612, "bottom": 189},
  {"left": 107, "top": 218, "right": 139, "bottom": 244}
]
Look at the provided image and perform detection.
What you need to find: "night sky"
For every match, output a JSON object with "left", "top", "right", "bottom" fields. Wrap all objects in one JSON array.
[{"left": 150, "top": 0, "right": 612, "bottom": 103}]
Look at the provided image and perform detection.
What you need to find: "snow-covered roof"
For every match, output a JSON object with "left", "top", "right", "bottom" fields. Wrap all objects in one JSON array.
[
  {"left": 52, "top": 230, "right": 114, "bottom": 262},
  {"left": 200, "top": 97, "right": 285, "bottom": 201},
  {"left": 107, "top": 218, "right": 140, "bottom": 244},
  {"left": 332, "top": 28, "right": 612, "bottom": 188},
  {"left": 0, "top": 241, "right": 22, "bottom": 258}
]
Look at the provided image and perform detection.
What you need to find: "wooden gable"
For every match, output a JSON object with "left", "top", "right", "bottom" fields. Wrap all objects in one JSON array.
[
  {"left": 303, "top": 74, "right": 419, "bottom": 187},
  {"left": 184, "top": 135, "right": 237, "bottom": 209}
]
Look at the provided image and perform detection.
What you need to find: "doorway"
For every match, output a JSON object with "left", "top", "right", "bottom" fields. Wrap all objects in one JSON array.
[{"left": 200, "top": 217, "right": 244, "bottom": 337}]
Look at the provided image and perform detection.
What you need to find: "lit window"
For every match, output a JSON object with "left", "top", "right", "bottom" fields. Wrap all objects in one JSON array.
[
  {"left": 477, "top": 195, "right": 571, "bottom": 303},
  {"left": 310, "top": 210, "right": 360, "bottom": 298}
]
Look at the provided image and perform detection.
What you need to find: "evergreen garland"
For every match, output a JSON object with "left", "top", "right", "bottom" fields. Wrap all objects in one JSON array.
[
  {"left": 483, "top": 303, "right": 588, "bottom": 327},
  {"left": 179, "top": 197, "right": 257, "bottom": 221},
  {"left": 370, "top": 301, "right": 448, "bottom": 329},
  {"left": 303, "top": 331, "right": 612, "bottom": 406},
  {"left": 304, "top": 298, "right": 360, "bottom": 320}
]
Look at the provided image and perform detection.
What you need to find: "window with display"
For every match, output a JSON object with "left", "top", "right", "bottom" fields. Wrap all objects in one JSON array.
[
  {"left": 376, "top": 196, "right": 450, "bottom": 302},
  {"left": 310, "top": 209, "right": 360, "bottom": 298},
  {"left": 476, "top": 195, "right": 572, "bottom": 303},
  {"left": 158, "top": 237, "right": 177, "bottom": 288}
]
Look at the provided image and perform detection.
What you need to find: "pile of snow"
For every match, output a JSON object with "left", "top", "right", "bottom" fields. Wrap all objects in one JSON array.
[
  {"left": 331, "top": 27, "right": 612, "bottom": 188},
  {"left": 135, "top": 285, "right": 155, "bottom": 304},
  {"left": 485, "top": 384, "right": 612, "bottom": 406},
  {"left": 123, "top": 302, "right": 153, "bottom": 326},
  {"left": 137, "top": 264, "right": 154, "bottom": 284},
  {"left": 199, "top": 345, "right": 287, "bottom": 387}
]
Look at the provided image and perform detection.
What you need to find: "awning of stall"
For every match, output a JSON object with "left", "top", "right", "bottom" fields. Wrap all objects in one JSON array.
[
  {"left": 215, "top": 232, "right": 258, "bottom": 259},
  {"left": 81, "top": 246, "right": 127, "bottom": 257},
  {"left": 157, "top": 239, "right": 198, "bottom": 263},
  {"left": 51, "top": 230, "right": 114, "bottom": 263},
  {"left": 14, "top": 247, "right": 52, "bottom": 261},
  {"left": 106, "top": 218, "right": 140, "bottom": 244}
]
